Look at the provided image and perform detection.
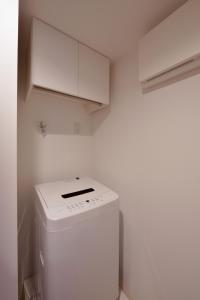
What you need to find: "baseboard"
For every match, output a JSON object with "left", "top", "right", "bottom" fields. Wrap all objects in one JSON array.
[
  {"left": 120, "top": 290, "right": 129, "bottom": 300},
  {"left": 24, "top": 278, "right": 129, "bottom": 300}
]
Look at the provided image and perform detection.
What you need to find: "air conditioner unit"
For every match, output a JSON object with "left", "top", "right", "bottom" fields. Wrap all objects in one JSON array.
[{"left": 139, "top": 0, "right": 200, "bottom": 92}]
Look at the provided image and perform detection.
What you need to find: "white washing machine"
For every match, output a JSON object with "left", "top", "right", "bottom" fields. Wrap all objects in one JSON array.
[{"left": 34, "top": 177, "right": 119, "bottom": 300}]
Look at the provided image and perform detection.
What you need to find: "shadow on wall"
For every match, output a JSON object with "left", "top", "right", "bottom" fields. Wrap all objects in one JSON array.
[
  {"left": 91, "top": 62, "right": 116, "bottom": 134},
  {"left": 26, "top": 90, "right": 92, "bottom": 136},
  {"left": 91, "top": 104, "right": 111, "bottom": 134}
]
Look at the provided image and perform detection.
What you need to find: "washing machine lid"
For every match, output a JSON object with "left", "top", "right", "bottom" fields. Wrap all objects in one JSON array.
[{"left": 35, "top": 177, "right": 118, "bottom": 230}]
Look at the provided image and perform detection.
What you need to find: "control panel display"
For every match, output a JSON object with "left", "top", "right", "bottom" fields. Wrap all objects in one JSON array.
[{"left": 61, "top": 188, "right": 95, "bottom": 199}]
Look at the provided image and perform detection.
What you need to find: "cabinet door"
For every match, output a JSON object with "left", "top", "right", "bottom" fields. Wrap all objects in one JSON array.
[
  {"left": 78, "top": 44, "right": 110, "bottom": 105},
  {"left": 31, "top": 19, "right": 78, "bottom": 96}
]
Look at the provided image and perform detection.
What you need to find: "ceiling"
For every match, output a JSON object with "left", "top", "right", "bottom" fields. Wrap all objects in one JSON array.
[{"left": 19, "top": 0, "right": 187, "bottom": 60}]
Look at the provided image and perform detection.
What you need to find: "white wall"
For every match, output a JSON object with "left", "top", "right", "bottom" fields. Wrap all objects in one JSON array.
[
  {"left": 0, "top": 1, "right": 18, "bottom": 300},
  {"left": 18, "top": 91, "right": 93, "bottom": 295},
  {"left": 92, "top": 50, "right": 200, "bottom": 300}
]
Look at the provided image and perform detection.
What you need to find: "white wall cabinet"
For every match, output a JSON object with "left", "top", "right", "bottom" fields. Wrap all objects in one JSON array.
[
  {"left": 139, "top": 1, "right": 200, "bottom": 84},
  {"left": 78, "top": 44, "right": 110, "bottom": 105},
  {"left": 27, "top": 18, "right": 110, "bottom": 110},
  {"left": 31, "top": 19, "right": 78, "bottom": 97}
]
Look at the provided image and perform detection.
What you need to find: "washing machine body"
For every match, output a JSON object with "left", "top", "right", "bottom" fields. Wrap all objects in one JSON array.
[{"left": 34, "top": 177, "right": 119, "bottom": 300}]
